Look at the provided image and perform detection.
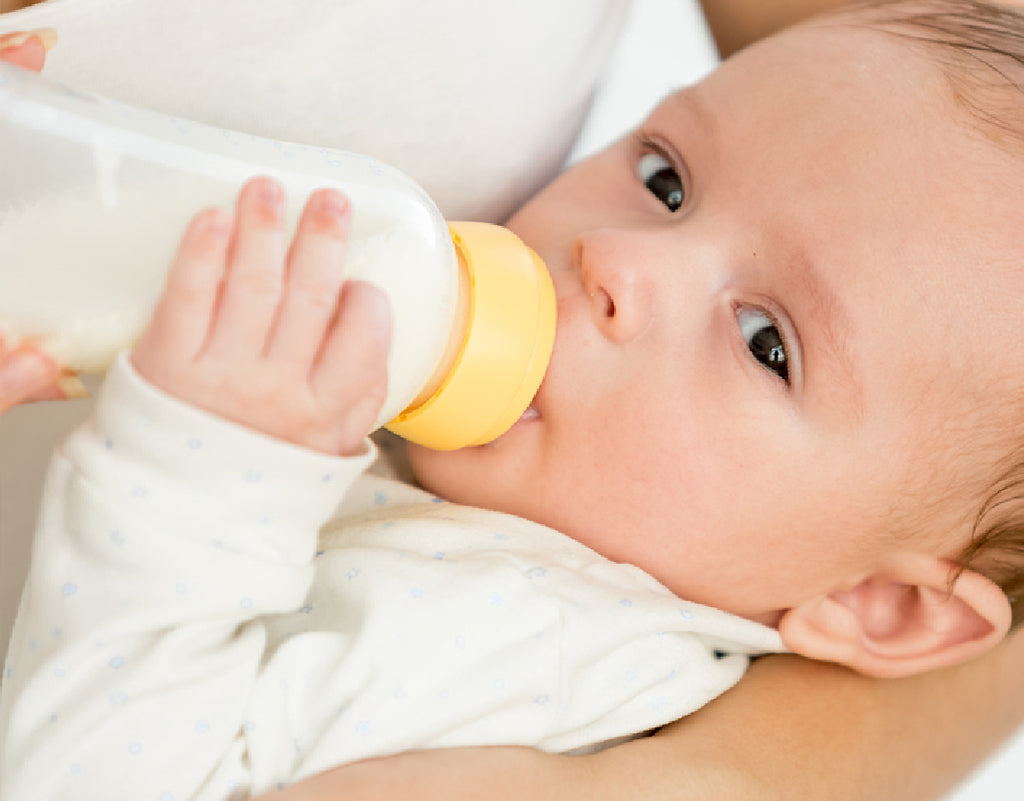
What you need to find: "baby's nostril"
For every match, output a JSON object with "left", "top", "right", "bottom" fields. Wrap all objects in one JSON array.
[
  {"left": 601, "top": 288, "right": 616, "bottom": 318},
  {"left": 588, "top": 286, "right": 615, "bottom": 319}
]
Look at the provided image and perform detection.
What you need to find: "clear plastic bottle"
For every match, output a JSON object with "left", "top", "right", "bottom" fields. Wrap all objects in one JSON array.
[{"left": 0, "top": 62, "right": 555, "bottom": 451}]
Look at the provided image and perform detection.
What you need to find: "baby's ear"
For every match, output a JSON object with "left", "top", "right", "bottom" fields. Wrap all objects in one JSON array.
[{"left": 778, "top": 554, "right": 1011, "bottom": 678}]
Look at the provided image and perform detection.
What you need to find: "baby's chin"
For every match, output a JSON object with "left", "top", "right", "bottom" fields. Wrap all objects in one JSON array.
[
  {"left": 405, "top": 441, "right": 470, "bottom": 502},
  {"left": 405, "top": 439, "right": 524, "bottom": 515},
  {"left": 404, "top": 441, "right": 434, "bottom": 481}
]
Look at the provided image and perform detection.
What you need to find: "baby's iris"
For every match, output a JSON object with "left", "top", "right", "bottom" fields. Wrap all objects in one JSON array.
[
  {"left": 736, "top": 307, "right": 788, "bottom": 383},
  {"left": 637, "top": 152, "right": 685, "bottom": 212}
]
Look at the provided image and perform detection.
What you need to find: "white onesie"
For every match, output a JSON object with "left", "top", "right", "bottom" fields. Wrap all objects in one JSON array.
[{"left": 0, "top": 355, "right": 783, "bottom": 801}]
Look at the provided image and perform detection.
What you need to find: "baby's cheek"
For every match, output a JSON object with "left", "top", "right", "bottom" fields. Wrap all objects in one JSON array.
[
  {"left": 405, "top": 443, "right": 478, "bottom": 504},
  {"left": 408, "top": 435, "right": 544, "bottom": 521}
]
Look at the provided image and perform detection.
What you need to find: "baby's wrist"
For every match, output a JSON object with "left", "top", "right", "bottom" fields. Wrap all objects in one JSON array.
[{"left": 93, "top": 353, "right": 375, "bottom": 515}]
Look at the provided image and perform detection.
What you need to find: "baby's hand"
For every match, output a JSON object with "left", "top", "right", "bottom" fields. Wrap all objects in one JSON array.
[
  {"left": 132, "top": 177, "right": 391, "bottom": 457},
  {"left": 0, "top": 28, "right": 56, "bottom": 72}
]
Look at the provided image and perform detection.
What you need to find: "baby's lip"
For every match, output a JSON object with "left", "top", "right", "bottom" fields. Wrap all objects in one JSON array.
[
  {"left": 519, "top": 404, "right": 540, "bottom": 422},
  {"left": 520, "top": 366, "right": 552, "bottom": 424},
  {"left": 518, "top": 382, "right": 543, "bottom": 422}
]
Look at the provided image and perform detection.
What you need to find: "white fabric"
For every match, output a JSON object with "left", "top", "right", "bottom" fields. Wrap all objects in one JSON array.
[
  {"left": 0, "top": 354, "right": 782, "bottom": 801},
  {"left": 0, "top": 0, "right": 630, "bottom": 222}
]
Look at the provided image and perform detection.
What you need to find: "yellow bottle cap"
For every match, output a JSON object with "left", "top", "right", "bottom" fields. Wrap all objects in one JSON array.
[{"left": 386, "top": 221, "right": 556, "bottom": 451}]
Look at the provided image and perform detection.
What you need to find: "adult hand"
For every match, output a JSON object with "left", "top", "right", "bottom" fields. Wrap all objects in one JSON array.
[
  {"left": 0, "top": 339, "right": 65, "bottom": 413},
  {"left": 255, "top": 627, "right": 1024, "bottom": 801},
  {"left": 0, "top": 28, "right": 71, "bottom": 412},
  {"left": 0, "top": 28, "right": 54, "bottom": 72}
]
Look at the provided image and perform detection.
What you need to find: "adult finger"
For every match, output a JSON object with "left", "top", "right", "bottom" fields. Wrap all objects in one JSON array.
[
  {"left": 0, "top": 29, "right": 56, "bottom": 72},
  {"left": 0, "top": 348, "right": 61, "bottom": 412}
]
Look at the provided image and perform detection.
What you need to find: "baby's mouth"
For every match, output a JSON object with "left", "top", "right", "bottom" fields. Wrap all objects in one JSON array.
[{"left": 519, "top": 404, "right": 540, "bottom": 422}]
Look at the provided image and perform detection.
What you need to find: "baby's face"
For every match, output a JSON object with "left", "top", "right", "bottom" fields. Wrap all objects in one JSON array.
[{"left": 410, "top": 19, "right": 1024, "bottom": 622}]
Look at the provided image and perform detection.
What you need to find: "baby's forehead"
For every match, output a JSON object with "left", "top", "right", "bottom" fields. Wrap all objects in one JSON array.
[{"left": 830, "top": 1, "right": 1024, "bottom": 156}]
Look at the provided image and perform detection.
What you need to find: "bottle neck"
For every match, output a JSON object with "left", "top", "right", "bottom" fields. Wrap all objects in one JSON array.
[
  {"left": 407, "top": 247, "right": 471, "bottom": 410},
  {"left": 385, "top": 221, "right": 555, "bottom": 451}
]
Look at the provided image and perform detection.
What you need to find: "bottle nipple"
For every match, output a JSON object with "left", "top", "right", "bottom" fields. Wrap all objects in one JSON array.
[{"left": 385, "top": 222, "right": 556, "bottom": 451}]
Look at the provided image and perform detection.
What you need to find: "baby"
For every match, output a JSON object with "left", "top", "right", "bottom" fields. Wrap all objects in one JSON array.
[{"left": 4, "top": 0, "right": 1024, "bottom": 799}]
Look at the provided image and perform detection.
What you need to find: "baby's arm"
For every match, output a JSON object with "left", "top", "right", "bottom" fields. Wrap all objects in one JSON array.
[{"left": 0, "top": 179, "right": 387, "bottom": 801}]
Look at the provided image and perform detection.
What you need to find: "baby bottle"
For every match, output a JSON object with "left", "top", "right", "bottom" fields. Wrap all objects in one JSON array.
[{"left": 0, "top": 62, "right": 555, "bottom": 451}]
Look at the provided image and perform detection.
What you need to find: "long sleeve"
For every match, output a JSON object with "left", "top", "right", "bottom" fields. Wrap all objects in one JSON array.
[{"left": 0, "top": 354, "right": 373, "bottom": 801}]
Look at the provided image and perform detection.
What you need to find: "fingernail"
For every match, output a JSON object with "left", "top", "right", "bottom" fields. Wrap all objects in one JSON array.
[
  {"left": 0, "top": 28, "right": 58, "bottom": 53},
  {"left": 318, "top": 189, "right": 349, "bottom": 218},
  {"left": 256, "top": 177, "right": 282, "bottom": 206},
  {"left": 204, "top": 207, "right": 232, "bottom": 235},
  {"left": 57, "top": 372, "right": 90, "bottom": 400},
  {"left": 32, "top": 28, "right": 57, "bottom": 51}
]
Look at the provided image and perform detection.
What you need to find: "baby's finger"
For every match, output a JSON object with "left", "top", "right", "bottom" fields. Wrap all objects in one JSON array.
[
  {"left": 265, "top": 189, "right": 351, "bottom": 369},
  {"left": 313, "top": 280, "right": 391, "bottom": 452},
  {"left": 207, "top": 177, "right": 288, "bottom": 357},
  {"left": 139, "top": 208, "right": 231, "bottom": 362}
]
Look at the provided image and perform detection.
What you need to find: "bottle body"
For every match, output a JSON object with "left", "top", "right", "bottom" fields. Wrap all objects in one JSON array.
[{"left": 0, "top": 62, "right": 478, "bottom": 436}]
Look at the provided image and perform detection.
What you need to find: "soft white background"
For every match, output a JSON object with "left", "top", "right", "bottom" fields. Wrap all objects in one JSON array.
[
  {"left": 0, "top": 0, "right": 1019, "bottom": 797},
  {"left": 574, "top": 2, "right": 1023, "bottom": 798}
]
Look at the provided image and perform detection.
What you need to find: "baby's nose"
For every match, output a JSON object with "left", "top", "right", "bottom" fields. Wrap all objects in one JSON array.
[{"left": 574, "top": 230, "right": 653, "bottom": 344}]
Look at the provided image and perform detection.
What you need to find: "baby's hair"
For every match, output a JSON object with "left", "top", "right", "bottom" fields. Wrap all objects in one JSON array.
[
  {"left": 961, "top": 458, "right": 1024, "bottom": 629},
  {"left": 854, "top": 0, "right": 1024, "bottom": 153},
  {"left": 846, "top": 0, "right": 1024, "bottom": 627}
]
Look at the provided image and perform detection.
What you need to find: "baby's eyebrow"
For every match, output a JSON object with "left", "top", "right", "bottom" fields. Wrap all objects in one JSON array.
[{"left": 667, "top": 88, "right": 716, "bottom": 142}]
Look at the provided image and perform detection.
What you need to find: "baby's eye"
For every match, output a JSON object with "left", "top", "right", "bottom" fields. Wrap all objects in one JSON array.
[
  {"left": 636, "top": 152, "right": 684, "bottom": 212},
  {"left": 736, "top": 307, "right": 789, "bottom": 383}
]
